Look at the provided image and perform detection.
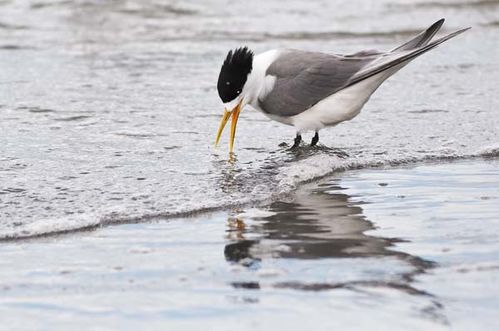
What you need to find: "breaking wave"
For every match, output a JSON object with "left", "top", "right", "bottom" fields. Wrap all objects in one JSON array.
[{"left": 2, "top": 145, "right": 497, "bottom": 241}]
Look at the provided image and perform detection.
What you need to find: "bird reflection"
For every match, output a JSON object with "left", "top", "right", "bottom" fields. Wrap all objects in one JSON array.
[{"left": 224, "top": 180, "right": 439, "bottom": 300}]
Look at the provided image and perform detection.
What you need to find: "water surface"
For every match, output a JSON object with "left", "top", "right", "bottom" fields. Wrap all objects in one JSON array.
[
  {"left": 1, "top": 0, "right": 498, "bottom": 238},
  {"left": 1, "top": 159, "right": 497, "bottom": 330}
]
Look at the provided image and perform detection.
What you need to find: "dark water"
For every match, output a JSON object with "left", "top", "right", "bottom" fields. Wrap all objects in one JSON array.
[
  {"left": 0, "top": 159, "right": 498, "bottom": 330},
  {"left": 1, "top": 0, "right": 498, "bottom": 238}
]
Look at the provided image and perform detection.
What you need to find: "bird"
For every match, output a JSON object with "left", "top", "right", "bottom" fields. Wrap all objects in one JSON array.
[{"left": 214, "top": 19, "right": 470, "bottom": 153}]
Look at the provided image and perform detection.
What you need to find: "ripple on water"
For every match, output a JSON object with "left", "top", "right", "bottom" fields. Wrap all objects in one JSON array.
[{"left": 54, "top": 115, "right": 93, "bottom": 121}]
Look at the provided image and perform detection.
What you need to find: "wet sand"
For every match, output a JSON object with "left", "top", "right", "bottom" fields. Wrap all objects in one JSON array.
[{"left": 1, "top": 159, "right": 498, "bottom": 330}]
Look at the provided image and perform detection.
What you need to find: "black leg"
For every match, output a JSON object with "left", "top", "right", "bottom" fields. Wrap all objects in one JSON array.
[
  {"left": 311, "top": 132, "right": 319, "bottom": 146},
  {"left": 289, "top": 133, "right": 302, "bottom": 149}
]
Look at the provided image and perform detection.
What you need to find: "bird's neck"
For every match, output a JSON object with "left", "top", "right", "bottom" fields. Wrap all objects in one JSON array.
[{"left": 244, "top": 49, "right": 281, "bottom": 108}]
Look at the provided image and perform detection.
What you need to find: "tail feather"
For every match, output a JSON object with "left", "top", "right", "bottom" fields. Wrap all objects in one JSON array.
[
  {"left": 392, "top": 18, "right": 445, "bottom": 52},
  {"left": 347, "top": 26, "right": 471, "bottom": 89}
]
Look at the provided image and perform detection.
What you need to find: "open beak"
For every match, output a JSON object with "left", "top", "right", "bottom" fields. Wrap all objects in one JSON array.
[{"left": 214, "top": 101, "right": 242, "bottom": 153}]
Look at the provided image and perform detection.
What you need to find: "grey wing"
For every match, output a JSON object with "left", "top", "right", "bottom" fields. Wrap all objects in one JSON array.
[{"left": 259, "top": 50, "right": 376, "bottom": 117}]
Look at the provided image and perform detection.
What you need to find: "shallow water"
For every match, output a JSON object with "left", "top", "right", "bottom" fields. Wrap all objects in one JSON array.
[
  {"left": 1, "top": 159, "right": 498, "bottom": 330},
  {"left": 1, "top": 0, "right": 498, "bottom": 238}
]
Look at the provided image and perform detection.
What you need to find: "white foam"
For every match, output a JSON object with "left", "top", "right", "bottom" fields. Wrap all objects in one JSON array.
[
  {"left": 3, "top": 142, "right": 498, "bottom": 241},
  {"left": 0, "top": 214, "right": 101, "bottom": 240},
  {"left": 276, "top": 154, "right": 346, "bottom": 192}
]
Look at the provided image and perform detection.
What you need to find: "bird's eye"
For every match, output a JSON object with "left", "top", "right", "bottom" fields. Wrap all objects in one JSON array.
[
  {"left": 226, "top": 81, "right": 230, "bottom": 85},
  {"left": 237, "top": 90, "right": 241, "bottom": 94}
]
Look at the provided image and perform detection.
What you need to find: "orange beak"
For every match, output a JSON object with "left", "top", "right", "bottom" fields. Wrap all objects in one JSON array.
[{"left": 214, "top": 100, "right": 242, "bottom": 153}]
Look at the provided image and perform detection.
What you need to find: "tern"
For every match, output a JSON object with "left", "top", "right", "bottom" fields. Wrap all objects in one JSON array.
[{"left": 214, "top": 19, "right": 469, "bottom": 152}]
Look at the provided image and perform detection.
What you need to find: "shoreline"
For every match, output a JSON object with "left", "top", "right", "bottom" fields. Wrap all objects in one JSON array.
[{"left": 3, "top": 152, "right": 498, "bottom": 242}]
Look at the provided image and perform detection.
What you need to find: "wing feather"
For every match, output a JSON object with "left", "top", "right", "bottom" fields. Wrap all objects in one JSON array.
[{"left": 260, "top": 50, "right": 375, "bottom": 117}]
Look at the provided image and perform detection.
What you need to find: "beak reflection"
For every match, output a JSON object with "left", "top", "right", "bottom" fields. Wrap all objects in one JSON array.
[{"left": 215, "top": 100, "right": 242, "bottom": 154}]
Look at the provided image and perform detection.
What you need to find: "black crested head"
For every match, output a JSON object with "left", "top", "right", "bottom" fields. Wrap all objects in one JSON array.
[{"left": 217, "top": 46, "right": 254, "bottom": 103}]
